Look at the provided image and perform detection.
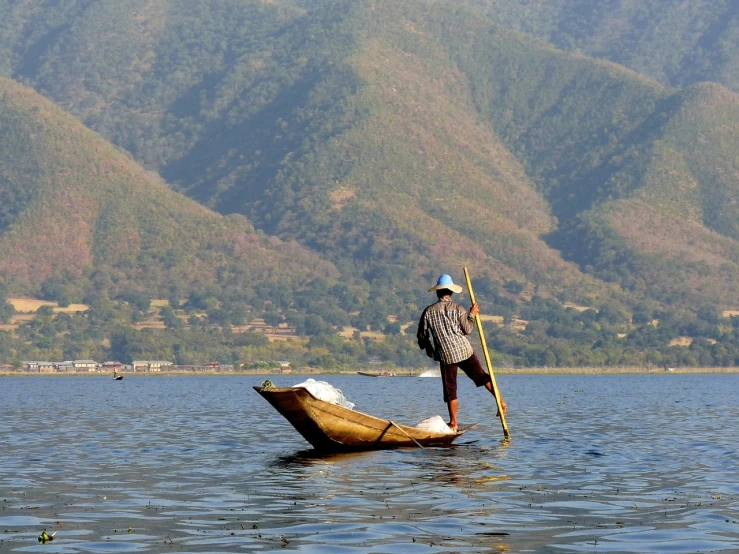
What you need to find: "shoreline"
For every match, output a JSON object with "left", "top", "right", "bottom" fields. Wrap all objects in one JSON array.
[{"left": 2, "top": 366, "right": 739, "bottom": 376}]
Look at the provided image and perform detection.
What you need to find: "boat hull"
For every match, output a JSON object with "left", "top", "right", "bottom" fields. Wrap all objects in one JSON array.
[{"left": 254, "top": 386, "right": 475, "bottom": 452}]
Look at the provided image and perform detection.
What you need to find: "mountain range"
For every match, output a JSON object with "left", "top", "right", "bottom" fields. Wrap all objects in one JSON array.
[
  {"left": 0, "top": 76, "right": 333, "bottom": 303},
  {"left": 0, "top": 0, "right": 737, "bottom": 365}
]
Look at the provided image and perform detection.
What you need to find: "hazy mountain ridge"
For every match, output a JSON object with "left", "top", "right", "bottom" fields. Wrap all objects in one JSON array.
[
  {"left": 410, "top": 6, "right": 738, "bottom": 306},
  {"left": 0, "top": 0, "right": 737, "bottom": 363},
  {"left": 0, "top": 0, "right": 604, "bottom": 298},
  {"left": 1, "top": 2, "right": 737, "bottom": 295},
  {"left": 538, "top": 81, "right": 739, "bottom": 307},
  {"left": 0, "top": 77, "right": 335, "bottom": 299},
  {"left": 466, "top": 0, "right": 739, "bottom": 93}
]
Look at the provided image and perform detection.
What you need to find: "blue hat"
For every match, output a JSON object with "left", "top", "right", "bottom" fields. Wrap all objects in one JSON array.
[{"left": 428, "top": 274, "right": 463, "bottom": 293}]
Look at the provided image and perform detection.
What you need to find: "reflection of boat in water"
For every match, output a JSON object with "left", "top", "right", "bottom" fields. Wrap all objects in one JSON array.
[
  {"left": 418, "top": 369, "right": 441, "bottom": 378},
  {"left": 254, "top": 385, "right": 475, "bottom": 451},
  {"left": 357, "top": 371, "right": 396, "bottom": 377}
]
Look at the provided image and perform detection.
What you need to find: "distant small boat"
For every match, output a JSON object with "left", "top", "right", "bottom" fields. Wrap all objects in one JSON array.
[
  {"left": 254, "top": 385, "right": 475, "bottom": 451},
  {"left": 418, "top": 369, "right": 441, "bottom": 378},
  {"left": 357, "top": 371, "right": 395, "bottom": 377},
  {"left": 113, "top": 372, "right": 123, "bottom": 380}
]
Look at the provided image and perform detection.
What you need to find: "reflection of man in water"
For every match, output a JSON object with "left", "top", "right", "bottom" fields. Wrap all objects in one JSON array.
[{"left": 417, "top": 274, "right": 506, "bottom": 432}]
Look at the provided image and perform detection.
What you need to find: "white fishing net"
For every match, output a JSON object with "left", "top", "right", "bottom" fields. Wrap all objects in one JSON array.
[
  {"left": 415, "top": 415, "right": 454, "bottom": 435},
  {"left": 292, "top": 378, "right": 355, "bottom": 410}
]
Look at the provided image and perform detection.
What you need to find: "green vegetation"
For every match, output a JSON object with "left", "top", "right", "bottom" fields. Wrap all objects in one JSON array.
[
  {"left": 0, "top": 0, "right": 738, "bottom": 367},
  {"left": 0, "top": 286, "right": 15, "bottom": 324},
  {"left": 4, "top": 289, "right": 739, "bottom": 369},
  {"left": 466, "top": 0, "right": 739, "bottom": 93},
  {"left": 425, "top": 6, "right": 739, "bottom": 308},
  {"left": 0, "top": 77, "right": 338, "bottom": 328}
]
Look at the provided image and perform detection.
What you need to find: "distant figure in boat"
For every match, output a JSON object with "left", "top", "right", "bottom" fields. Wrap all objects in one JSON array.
[
  {"left": 417, "top": 274, "right": 506, "bottom": 432},
  {"left": 113, "top": 370, "right": 123, "bottom": 380}
]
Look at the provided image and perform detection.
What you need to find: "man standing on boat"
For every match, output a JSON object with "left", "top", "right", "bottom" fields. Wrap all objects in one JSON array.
[{"left": 417, "top": 274, "right": 506, "bottom": 432}]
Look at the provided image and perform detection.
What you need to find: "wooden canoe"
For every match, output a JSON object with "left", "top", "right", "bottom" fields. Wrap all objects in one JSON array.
[
  {"left": 254, "top": 385, "right": 476, "bottom": 451},
  {"left": 356, "top": 371, "right": 395, "bottom": 377}
]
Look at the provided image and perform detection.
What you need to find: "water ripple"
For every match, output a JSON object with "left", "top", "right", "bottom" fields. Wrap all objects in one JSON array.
[{"left": 1, "top": 374, "right": 738, "bottom": 552}]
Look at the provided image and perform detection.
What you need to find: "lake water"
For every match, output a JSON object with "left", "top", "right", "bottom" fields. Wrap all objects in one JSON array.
[{"left": 1, "top": 374, "right": 738, "bottom": 553}]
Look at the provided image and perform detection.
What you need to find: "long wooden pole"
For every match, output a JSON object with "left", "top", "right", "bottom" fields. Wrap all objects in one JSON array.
[
  {"left": 388, "top": 421, "right": 425, "bottom": 449},
  {"left": 463, "top": 267, "right": 511, "bottom": 439}
]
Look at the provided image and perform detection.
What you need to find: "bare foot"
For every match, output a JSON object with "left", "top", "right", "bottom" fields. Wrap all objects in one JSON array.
[{"left": 447, "top": 422, "right": 458, "bottom": 433}]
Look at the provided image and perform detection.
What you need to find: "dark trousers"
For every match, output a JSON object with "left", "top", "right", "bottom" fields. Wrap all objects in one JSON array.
[{"left": 441, "top": 353, "right": 490, "bottom": 402}]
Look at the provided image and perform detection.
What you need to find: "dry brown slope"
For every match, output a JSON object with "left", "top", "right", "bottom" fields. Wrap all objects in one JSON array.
[
  {"left": 0, "top": 77, "right": 335, "bottom": 296},
  {"left": 571, "top": 83, "right": 739, "bottom": 305}
]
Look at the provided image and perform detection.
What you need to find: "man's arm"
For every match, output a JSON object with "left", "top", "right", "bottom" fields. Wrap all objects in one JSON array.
[
  {"left": 417, "top": 309, "right": 435, "bottom": 358},
  {"left": 459, "top": 303, "right": 479, "bottom": 335}
]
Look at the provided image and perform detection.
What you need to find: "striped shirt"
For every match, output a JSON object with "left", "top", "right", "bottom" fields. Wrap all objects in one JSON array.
[{"left": 417, "top": 298, "right": 475, "bottom": 365}]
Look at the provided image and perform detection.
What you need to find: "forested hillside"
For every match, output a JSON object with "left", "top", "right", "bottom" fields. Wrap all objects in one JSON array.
[
  {"left": 425, "top": 7, "right": 739, "bottom": 308},
  {"left": 0, "top": 0, "right": 738, "bottom": 368},
  {"left": 466, "top": 0, "right": 739, "bottom": 93},
  {"left": 0, "top": 0, "right": 613, "bottom": 301},
  {"left": 0, "top": 77, "right": 334, "bottom": 310}
]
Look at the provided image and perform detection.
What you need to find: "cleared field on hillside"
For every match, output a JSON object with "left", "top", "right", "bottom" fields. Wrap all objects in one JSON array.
[
  {"left": 9, "top": 298, "right": 89, "bottom": 313},
  {"left": 479, "top": 314, "right": 504, "bottom": 324},
  {"left": 337, "top": 327, "right": 387, "bottom": 340}
]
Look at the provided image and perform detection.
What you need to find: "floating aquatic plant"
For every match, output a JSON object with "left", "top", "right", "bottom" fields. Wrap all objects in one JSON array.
[{"left": 38, "top": 530, "right": 56, "bottom": 543}]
